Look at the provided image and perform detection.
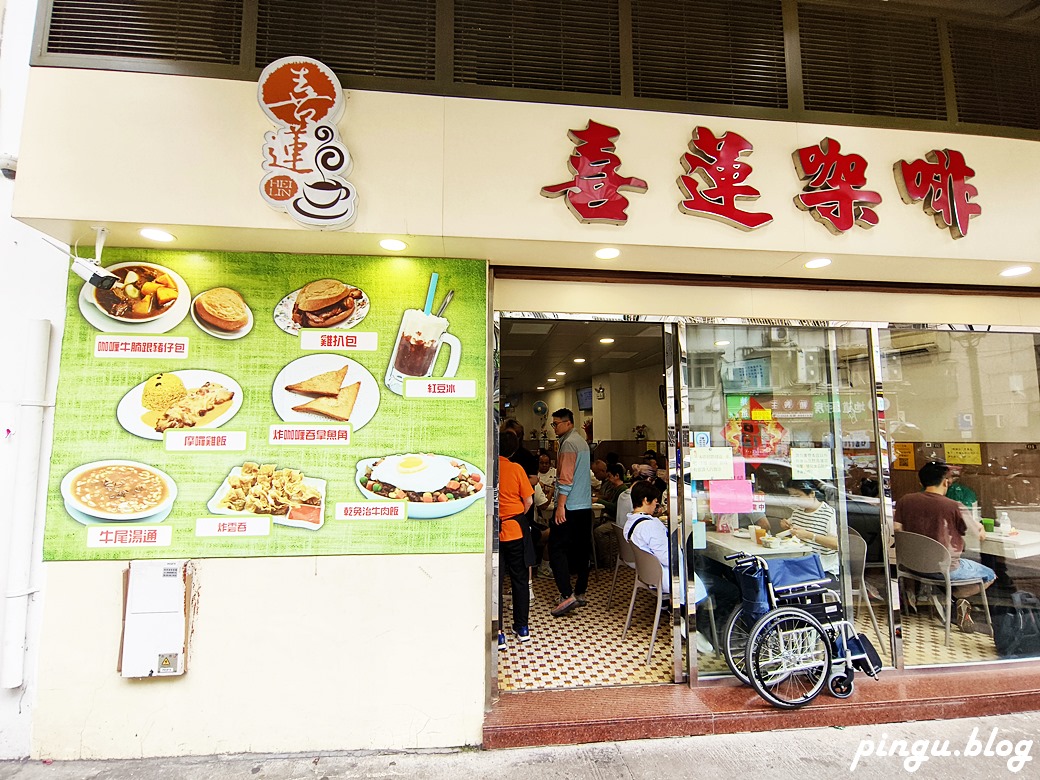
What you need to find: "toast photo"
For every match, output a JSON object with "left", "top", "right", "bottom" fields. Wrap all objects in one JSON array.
[{"left": 291, "top": 382, "right": 361, "bottom": 421}]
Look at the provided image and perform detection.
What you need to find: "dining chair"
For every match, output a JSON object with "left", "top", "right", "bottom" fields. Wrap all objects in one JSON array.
[
  {"left": 607, "top": 524, "right": 637, "bottom": 609},
  {"left": 847, "top": 529, "right": 885, "bottom": 649},
  {"left": 623, "top": 545, "right": 666, "bottom": 665},
  {"left": 894, "top": 531, "right": 991, "bottom": 647}
]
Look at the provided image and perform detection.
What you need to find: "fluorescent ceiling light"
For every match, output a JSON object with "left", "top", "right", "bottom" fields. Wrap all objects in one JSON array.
[
  {"left": 547, "top": 378, "right": 557, "bottom": 383},
  {"left": 599, "top": 337, "right": 615, "bottom": 344},
  {"left": 139, "top": 228, "right": 175, "bottom": 242},
  {"left": 594, "top": 248, "right": 621, "bottom": 260},
  {"left": 555, "top": 371, "right": 566, "bottom": 376},
  {"left": 379, "top": 239, "right": 408, "bottom": 251},
  {"left": 804, "top": 257, "right": 831, "bottom": 269},
  {"left": 1000, "top": 266, "right": 1032, "bottom": 277},
  {"left": 573, "top": 358, "right": 586, "bottom": 363},
  {"left": 536, "top": 386, "right": 545, "bottom": 390},
  {"left": 714, "top": 340, "right": 730, "bottom": 346}
]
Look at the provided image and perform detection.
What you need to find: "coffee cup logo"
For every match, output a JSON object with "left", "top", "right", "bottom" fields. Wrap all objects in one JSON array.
[{"left": 258, "top": 57, "right": 358, "bottom": 230}]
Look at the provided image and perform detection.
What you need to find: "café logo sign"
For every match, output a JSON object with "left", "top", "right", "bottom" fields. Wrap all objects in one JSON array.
[
  {"left": 544, "top": 120, "right": 981, "bottom": 239},
  {"left": 258, "top": 57, "right": 358, "bottom": 230}
]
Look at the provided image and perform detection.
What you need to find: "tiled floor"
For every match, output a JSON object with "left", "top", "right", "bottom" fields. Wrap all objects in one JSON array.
[{"left": 498, "top": 567, "right": 1001, "bottom": 692}]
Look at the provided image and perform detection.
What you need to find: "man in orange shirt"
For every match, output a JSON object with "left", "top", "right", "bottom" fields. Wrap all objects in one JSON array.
[{"left": 499, "top": 430, "right": 535, "bottom": 648}]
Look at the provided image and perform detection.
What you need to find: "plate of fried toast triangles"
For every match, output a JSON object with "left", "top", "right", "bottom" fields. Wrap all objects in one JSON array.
[{"left": 272, "top": 354, "right": 379, "bottom": 430}]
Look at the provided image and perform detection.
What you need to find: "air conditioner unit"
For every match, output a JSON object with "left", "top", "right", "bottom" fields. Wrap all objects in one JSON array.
[
  {"left": 886, "top": 331, "right": 951, "bottom": 355},
  {"left": 769, "top": 326, "right": 791, "bottom": 344},
  {"left": 796, "top": 349, "right": 822, "bottom": 383}
]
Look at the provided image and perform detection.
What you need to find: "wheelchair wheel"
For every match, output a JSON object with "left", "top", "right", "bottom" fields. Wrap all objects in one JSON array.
[
  {"left": 722, "top": 606, "right": 754, "bottom": 684},
  {"left": 746, "top": 607, "right": 831, "bottom": 709},
  {"left": 828, "top": 673, "right": 855, "bottom": 699}
]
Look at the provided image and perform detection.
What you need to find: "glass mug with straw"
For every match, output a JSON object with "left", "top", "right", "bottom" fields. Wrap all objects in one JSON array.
[{"left": 385, "top": 275, "right": 460, "bottom": 395}]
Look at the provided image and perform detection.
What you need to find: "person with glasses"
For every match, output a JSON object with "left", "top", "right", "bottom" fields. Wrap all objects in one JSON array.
[{"left": 548, "top": 408, "right": 592, "bottom": 617}]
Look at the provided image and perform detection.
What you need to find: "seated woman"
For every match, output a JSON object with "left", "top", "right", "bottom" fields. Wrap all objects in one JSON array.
[
  {"left": 773, "top": 479, "right": 840, "bottom": 578},
  {"left": 624, "top": 480, "right": 713, "bottom": 653}
]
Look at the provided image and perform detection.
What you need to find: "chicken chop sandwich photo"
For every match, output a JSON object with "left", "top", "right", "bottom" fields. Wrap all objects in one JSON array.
[{"left": 291, "top": 279, "right": 360, "bottom": 328}]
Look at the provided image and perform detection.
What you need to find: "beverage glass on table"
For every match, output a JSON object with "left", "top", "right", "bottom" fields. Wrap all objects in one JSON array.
[{"left": 384, "top": 308, "right": 461, "bottom": 395}]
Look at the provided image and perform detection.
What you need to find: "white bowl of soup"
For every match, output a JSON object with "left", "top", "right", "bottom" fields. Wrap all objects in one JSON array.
[
  {"left": 61, "top": 460, "right": 177, "bottom": 520},
  {"left": 92, "top": 263, "right": 180, "bottom": 323}
]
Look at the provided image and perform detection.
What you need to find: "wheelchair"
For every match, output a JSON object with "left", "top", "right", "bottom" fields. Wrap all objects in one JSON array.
[{"left": 720, "top": 551, "right": 882, "bottom": 709}]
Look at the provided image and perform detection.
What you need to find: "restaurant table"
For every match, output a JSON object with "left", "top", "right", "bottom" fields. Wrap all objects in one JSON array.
[
  {"left": 703, "top": 530, "right": 813, "bottom": 567},
  {"left": 964, "top": 528, "right": 1040, "bottom": 560}
]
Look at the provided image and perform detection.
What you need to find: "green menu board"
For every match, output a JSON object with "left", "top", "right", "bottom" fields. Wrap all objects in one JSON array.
[{"left": 43, "top": 249, "right": 488, "bottom": 561}]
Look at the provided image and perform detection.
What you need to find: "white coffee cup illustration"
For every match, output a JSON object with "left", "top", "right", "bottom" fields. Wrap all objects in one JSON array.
[{"left": 385, "top": 308, "right": 461, "bottom": 395}]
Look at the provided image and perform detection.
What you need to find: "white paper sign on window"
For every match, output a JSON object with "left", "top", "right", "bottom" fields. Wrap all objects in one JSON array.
[
  {"left": 688, "top": 447, "right": 735, "bottom": 481},
  {"left": 791, "top": 447, "right": 834, "bottom": 480}
]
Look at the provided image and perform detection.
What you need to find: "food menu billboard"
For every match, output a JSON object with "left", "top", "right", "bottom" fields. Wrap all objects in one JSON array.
[{"left": 43, "top": 250, "right": 488, "bottom": 561}]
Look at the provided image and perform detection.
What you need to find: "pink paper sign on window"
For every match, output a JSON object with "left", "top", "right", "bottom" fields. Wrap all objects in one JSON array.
[{"left": 708, "top": 479, "right": 754, "bottom": 513}]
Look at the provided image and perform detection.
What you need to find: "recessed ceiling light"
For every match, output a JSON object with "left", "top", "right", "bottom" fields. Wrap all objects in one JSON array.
[
  {"left": 715, "top": 340, "right": 730, "bottom": 346},
  {"left": 594, "top": 248, "right": 621, "bottom": 260},
  {"left": 139, "top": 228, "right": 175, "bottom": 242},
  {"left": 547, "top": 378, "right": 557, "bottom": 383},
  {"left": 536, "top": 386, "right": 545, "bottom": 390},
  {"left": 573, "top": 358, "right": 586, "bottom": 363},
  {"left": 804, "top": 257, "right": 831, "bottom": 269},
  {"left": 379, "top": 239, "right": 408, "bottom": 251},
  {"left": 555, "top": 371, "right": 566, "bottom": 376},
  {"left": 1000, "top": 266, "right": 1032, "bottom": 277},
  {"left": 599, "top": 337, "right": 615, "bottom": 344}
]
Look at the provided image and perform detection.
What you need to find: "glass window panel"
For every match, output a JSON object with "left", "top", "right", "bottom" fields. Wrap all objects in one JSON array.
[
  {"left": 883, "top": 328, "right": 1040, "bottom": 665},
  {"left": 684, "top": 323, "right": 891, "bottom": 679}
]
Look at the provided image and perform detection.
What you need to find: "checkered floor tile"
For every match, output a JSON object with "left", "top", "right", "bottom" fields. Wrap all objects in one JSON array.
[{"left": 498, "top": 569, "right": 1000, "bottom": 692}]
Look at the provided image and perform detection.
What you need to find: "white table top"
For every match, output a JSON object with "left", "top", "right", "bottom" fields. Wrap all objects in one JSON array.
[
  {"left": 703, "top": 530, "right": 813, "bottom": 566},
  {"left": 964, "top": 528, "right": 1040, "bottom": 560}
]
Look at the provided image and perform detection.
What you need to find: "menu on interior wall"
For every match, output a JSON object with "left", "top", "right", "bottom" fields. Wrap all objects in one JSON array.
[{"left": 43, "top": 250, "right": 488, "bottom": 561}]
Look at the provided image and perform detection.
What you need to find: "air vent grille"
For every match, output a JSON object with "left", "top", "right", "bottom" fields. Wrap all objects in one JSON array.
[
  {"left": 949, "top": 24, "right": 1040, "bottom": 131},
  {"left": 454, "top": 0, "right": 621, "bottom": 95},
  {"left": 799, "top": 4, "right": 946, "bottom": 121},
  {"left": 632, "top": 0, "right": 787, "bottom": 109},
  {"left": 256, "top": 0, "right": 436, "bottom": 80},
  {"left": 46, "top": 0, "right": 242, "bottom": 64}
]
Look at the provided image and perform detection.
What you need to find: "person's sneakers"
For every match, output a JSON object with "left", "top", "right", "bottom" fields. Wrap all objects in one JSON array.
[
  {"left": 973, "top": 618, "right": 994, "bottom": 637},
  {"left": 551, "top": 595, "right": 578, "bottom": 617},
  {"left": 694, "top": 630, "right": 715, "bottom": 655},
  {"left": 514, "top": 625, "right": 531, "bottom": 642},
  {"left": 957, "top": 598, "right": 976, "bottom": 634},
  {"left": 574, "top": 592, "right": 588, "bottom": 607},
  {"left": 497, "top": 631, "right": 507, "bottom": 650},
  {"left": 536, "top": 562, "right": 553, "bottom": 579},
  {"left": 529, "top": 584, "right": 536, "bottom": 603},
  {"left": 865, "top": 581, "right": 884, "bottom": 602}
]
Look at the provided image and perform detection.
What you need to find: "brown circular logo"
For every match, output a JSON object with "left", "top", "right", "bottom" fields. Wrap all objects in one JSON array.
[{"left": 264, "top": 175, "right": 298, "bottom": 202}]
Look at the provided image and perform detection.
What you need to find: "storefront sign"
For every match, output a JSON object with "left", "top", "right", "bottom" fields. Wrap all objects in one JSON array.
[
  {"left": 678, "top": 127, "right": 772, "bottom": 230},
  {"left": 541, "top": 120, "right": 647, "bottom": 224},
  {"left": 793, "top": 138, "right": 882, "bottom": 234},
  {"left": 543, "top": 121, "right": 981, "bottom": 238},
  {"left": 45, "top": 250, "right": 487, "bottom": 561},
  {"left": 258, "top": 57, "right": 358, "bottom": 230}
]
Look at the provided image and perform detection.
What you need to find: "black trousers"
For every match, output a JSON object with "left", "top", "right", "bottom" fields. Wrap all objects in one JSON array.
[
  {"left": 548, "top": 507, "right": 592, "bottom": 600},
  {"left": 500, "top": 536, "right": 530, "bottom": 631}
]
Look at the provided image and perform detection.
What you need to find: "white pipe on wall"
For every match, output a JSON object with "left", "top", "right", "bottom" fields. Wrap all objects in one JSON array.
[{"left": 1, "top": 319, "right": 50, "bottom": 689}]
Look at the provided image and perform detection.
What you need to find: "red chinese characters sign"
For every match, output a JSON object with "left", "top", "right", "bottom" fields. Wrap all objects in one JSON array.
[
  {"left": 895, "top": 149, "right": 981, "bottom": 239},
  {"left": 258, "top": 57, "right": 358, "bottom": 230},
  {"left": 541, "top": 122, "right": 982, "bottom": 240},
  {"left": 678, "top": 127, "right": 772, "bottom": 230},
  {"left": 793, "top": 138, "right": 882, "bottom": 233},
  {"left": 541, "top": 120, "right": 647, "bottom": 225}
]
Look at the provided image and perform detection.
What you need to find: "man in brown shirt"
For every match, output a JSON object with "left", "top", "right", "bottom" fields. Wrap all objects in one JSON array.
[{"left": 894, "top": 460, "right": 995, "bottom": 633}]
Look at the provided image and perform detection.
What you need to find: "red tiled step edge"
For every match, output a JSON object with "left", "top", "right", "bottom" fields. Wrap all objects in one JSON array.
[{"left": 483, "top": 661, "right": 1040, "bottom": 749}]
